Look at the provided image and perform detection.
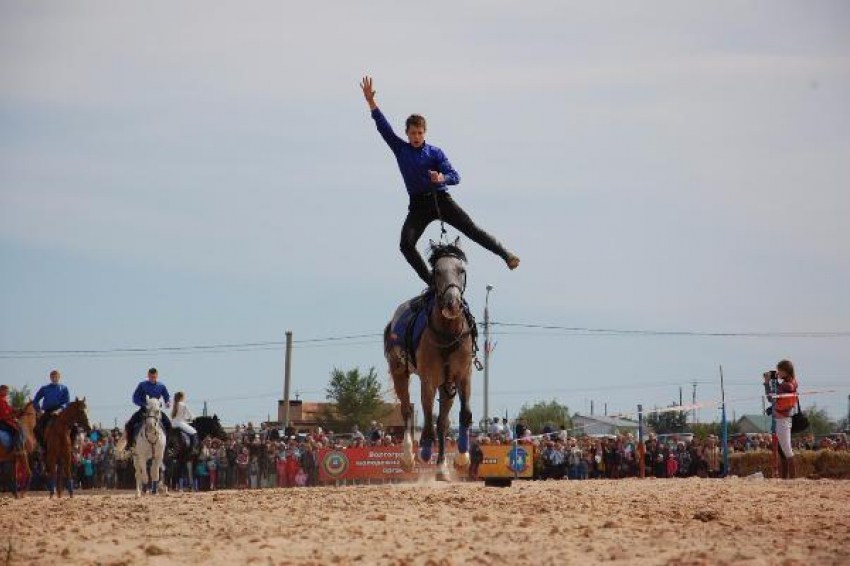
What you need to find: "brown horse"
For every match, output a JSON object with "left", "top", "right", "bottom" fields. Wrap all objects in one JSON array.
[
  {"left": 44, "top": 398, "right": 91, "bottom": 498},
  {"left": 385, "top": 239, "right": 476, "bottom": 480},
  {"left": 0, "top": 402, "right": 36, "bottom": 497}
]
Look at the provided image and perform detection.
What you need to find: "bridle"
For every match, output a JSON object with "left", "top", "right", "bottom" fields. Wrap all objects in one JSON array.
[
  {"left": 431, "top": 252, "right": 468, "bottom": 306},
  {"left": 143, "top": 405, "right": 162, "bottom": 447},
  {"left": 427, "top": 254, "right": 482, "bottom": 397}
]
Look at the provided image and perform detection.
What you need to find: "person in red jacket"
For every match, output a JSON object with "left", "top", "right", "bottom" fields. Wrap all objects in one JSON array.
[
  {"left": 284, "top": 443, "right": 301, "bottom": 488},
  {"left": 0, "top": 385, "right": 23, "bottom": 452},
  {"left": 764, "top": 359, "right": 799, "bottom": 479}
]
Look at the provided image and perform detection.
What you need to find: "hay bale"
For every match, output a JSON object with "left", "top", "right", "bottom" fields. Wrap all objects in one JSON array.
[{"left": 729, "top": 450, "right": 850, "bottom": 478}]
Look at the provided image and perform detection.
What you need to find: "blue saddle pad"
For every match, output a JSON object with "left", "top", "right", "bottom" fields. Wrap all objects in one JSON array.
[
  {"left": 0, "top": 430, "right": 12, "bottom": 449},
  {"left": 386, "top": 293, "right": 434, "bottom": 367}
]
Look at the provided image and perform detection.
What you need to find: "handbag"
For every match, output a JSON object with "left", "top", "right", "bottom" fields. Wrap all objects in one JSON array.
[{"left": 791, "top": 398, "right": 809, "bottom": 434}]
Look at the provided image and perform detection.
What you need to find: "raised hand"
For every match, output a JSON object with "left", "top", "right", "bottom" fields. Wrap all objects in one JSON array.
[
  {"left": 360, "top": 75, "right": 377, "bottom": 110},
  {"left": 429, "top": 170, "right": 445, "bottom": 184}
]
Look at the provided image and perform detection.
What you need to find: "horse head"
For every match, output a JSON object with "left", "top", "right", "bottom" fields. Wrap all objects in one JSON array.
[
  {"left": 193, "top": 414, "right": 228, "bottom": 441},
  {"left": 145, "top": 396, "right": 162, "bottom": 418},
  {"left": 429, "top": 237, "right": 467, "bottom": 320},
  {"left": 71, "top": 397, "right": 92, "bottom": 433}
]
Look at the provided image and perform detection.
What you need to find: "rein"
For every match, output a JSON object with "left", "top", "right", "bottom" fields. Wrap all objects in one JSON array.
[{"left": 431, "top": 191, "right": 449, "bottom": 244}]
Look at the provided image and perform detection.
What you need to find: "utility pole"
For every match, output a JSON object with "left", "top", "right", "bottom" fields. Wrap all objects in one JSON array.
[
  {"left": 590, "top": 400, "right": 594, "bottom": 416},
  {"left": 282, "top": 331, "right": 293, "bottom": 428},
  {"left": 720, "top": 365, "right": 729, "bottom": 477},
  {"left": 692, "top": 381, "right": 697, "bottom": 426},
  {"left": 637, "top": 404, "right": 645, "bottom": 479},
  {"left": 203, "top": 400, "right": 208, "bottom": 417},
  {"left": 483, "top": 285, "right": 493, "bottom": 424},
  {"left": 604, "top": 402, "right": 608, "bottom": 416}
]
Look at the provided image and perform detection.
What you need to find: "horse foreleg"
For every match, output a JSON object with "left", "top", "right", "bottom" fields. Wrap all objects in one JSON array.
[
  {"left": 454, "top": 377, "right": 473, "bottom": 471},
  {"left": 11, "top": 459, "right": 19, "bottom": 498},
  {"left": 150, "top": 445, "right": 164, "bottom": 494},
  {"left": 435, "top": 390, "right": 454, "bottom": 481},
  {"left": 45, "top": 452, "right": 56, "bottom": 497},
  {"left": 419, "top": 380, "right": 437, "bottom": 463},
  {"left": 134, "top": 454, "right": 147, "bottom": 497},
  {"left": 391, "top": 367, "right": 415, "bottom": 472},
  {"left": 64, "top": 454, "right": 74, "bottom": 497},
  {"left": 56, "top": 457, "right": 64, "bottom": 498}
]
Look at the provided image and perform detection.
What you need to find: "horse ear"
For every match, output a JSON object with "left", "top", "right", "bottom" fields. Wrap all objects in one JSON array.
[
  {"left": 429, "top": 239, "right": 437, "bottom": 249},
  {"left": 453, "top": 236, "right": 462, "bottom": 248},
  {"left": 75, "top": 396, "right": 79, "bottom": 402}
]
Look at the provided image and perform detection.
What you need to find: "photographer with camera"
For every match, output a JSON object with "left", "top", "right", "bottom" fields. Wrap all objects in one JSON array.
[{"left": 763, "top": 360, "right": 799, "bottom": 479}]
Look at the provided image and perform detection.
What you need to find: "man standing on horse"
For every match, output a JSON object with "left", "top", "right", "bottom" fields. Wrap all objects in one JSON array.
[
  {"left": 360, "top": 75, "right": 520, "bottom": 286},
  {"left": 33, "top": 370, "right": 70, "bottom": 449},
  {"left": 124, "top": 368, "right": 172, "bottom": 449}
]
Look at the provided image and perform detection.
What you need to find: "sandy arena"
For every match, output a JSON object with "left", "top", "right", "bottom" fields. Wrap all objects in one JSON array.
[{"left": 2, "top": 479, "right": 849, "bottom": 566}]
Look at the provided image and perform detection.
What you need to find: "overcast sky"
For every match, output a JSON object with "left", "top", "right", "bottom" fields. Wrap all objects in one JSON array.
[{"left": 2, "top": 1, "right": 849, "bottom": 428}]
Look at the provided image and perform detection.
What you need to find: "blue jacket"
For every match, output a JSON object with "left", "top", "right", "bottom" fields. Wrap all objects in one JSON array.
[
  {"left": 371, "top": 108, "right": 460, "bottom": 196},
  {"left": 33, "top": 383, "right": 70, "bottom": 412},
  {"left": 133, "top": 381, "right": 170, "bottom": 408}
]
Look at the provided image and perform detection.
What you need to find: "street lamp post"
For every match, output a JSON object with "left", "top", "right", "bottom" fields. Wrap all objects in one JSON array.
[{"left": 483, "top": 284, "right": 493, "bottom": 425}]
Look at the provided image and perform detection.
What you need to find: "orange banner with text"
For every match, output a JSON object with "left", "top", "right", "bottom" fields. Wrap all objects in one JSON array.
[{"left": 477, "top": 444, "right": 535, "bottom": 478}]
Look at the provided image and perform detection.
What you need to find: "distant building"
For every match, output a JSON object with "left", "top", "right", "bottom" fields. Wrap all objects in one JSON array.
[
  {"left": 736, "top": 414, "right": 772, "bottom": 434},
  {"left": 572, "top": 414, "right": 639, "bottom": 436},
  {"left": 276, "top": 399, "right": 409, "bottom": 433}
]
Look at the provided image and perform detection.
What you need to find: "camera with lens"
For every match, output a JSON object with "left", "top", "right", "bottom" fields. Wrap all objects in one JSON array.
[{"left": 763, "top": 370, "right": 778, "bottom": 381}]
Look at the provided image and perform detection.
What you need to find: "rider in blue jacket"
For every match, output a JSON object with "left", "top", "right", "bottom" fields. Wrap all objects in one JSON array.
[
  {"left": 33, "top": 370, "right": 71, "bottom": 448},
  {"left": 124, "top": 368, "right": 172, "bottom": 449},
  {"left": 361, "top": 75, "right": 520, "bottom": 285}
]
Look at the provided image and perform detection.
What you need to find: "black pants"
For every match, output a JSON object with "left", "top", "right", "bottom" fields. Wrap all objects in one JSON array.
[
  {"left": 35, "top": 412, "right": 53, "bottom": 447},
  {"left": 401, "top": 191, "right": 510, "bottom": 285}
]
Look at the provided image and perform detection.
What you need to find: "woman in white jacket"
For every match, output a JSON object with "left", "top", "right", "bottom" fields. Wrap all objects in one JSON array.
[{"left": 171, "top": 391, "right": 197, "bottom": 437}]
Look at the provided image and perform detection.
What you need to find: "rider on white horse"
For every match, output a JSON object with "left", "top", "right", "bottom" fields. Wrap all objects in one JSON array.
[
  {"left": 131, "top": 396, "right": 167, "bottom": 496},
  {"left": 123, "top": 368, "right": 172, "bottom": 449}
]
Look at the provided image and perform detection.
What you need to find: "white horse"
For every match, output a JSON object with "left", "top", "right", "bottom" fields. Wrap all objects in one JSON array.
[{"left": 132, "top": 396, "right": 166, "bottom": 496}]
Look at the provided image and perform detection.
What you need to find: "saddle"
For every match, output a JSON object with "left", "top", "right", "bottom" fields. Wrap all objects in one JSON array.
[{"left": 386, "top": 290, "right": 479, "bottom": 369}]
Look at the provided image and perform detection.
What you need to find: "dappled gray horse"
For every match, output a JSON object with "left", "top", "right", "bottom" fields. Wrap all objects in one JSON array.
[{"left": 385, "top": 238, "right": 476, "bottom": 479}]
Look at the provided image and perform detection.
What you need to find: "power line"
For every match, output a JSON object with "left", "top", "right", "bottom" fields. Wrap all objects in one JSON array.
[
  {"left": 0, "top": 332, "right": 383, "bottom": 359},
  {"left": 2, "top": 319, "right": 848, "bottom": 360},
  {"left": 488, "top": 321, "right": 850, "bottom": 338}
]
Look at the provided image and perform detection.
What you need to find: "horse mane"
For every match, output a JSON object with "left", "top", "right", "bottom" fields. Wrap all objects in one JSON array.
[{"left": 427, "top": 242, "right": 467, "bottom": 268}]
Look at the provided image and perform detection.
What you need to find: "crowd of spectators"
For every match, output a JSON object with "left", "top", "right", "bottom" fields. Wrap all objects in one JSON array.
[
  {"left": 20, "top": 420, "right": 404, "bottom": 492},
  {"left": 13, "top": 416, "right": 848, "bottom": 492},
  {"left": 478, "top": 417, "right": 849, "bottom": 481}
]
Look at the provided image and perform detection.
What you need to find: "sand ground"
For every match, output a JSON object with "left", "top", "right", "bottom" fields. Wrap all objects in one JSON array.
[{"left": 1, "top": 478, "right": 849, "bottom": 566}]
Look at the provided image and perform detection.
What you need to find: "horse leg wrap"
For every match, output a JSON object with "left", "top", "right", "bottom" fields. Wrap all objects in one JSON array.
[
  {"left": 458, "top": 425, "right": 470, "bottom": 453},
  {"left": 420, "top": 441, "right": 433, "bottom": 462}
]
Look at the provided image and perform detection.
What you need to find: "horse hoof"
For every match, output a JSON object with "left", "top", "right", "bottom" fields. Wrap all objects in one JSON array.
[
  {"left": 400, "top": 454, "right": 415, "bottom": 473},
  {"left": 454, "top": 452, "right": 470, "bottom": 471}
]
